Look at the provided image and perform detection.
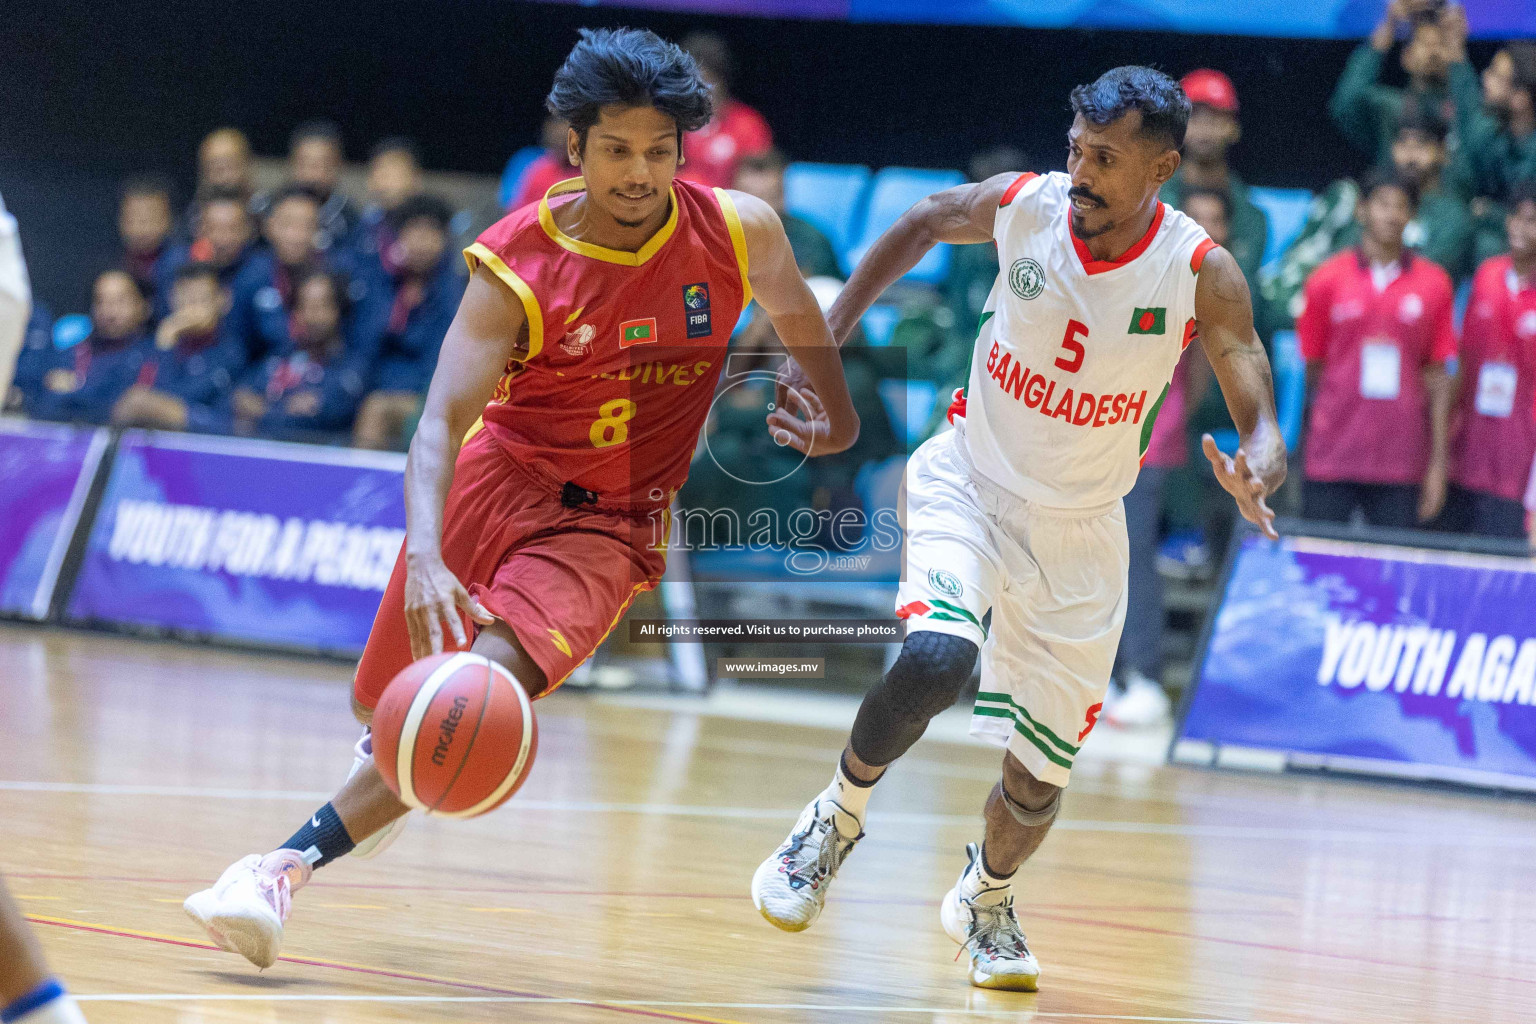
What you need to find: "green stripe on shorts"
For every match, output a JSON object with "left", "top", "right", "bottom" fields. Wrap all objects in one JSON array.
[
  {"left": 973, "top": 705, "right": 1074, "bottom": 770},
  {"left": 974, "top": 690, "right": 1080, "bottom": 756}
]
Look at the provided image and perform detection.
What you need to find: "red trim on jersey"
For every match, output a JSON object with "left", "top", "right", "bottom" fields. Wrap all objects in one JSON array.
[
  {"left": 998, "top": 172, "right": 1039, "bottom": 207},
  {"left": 896, "top": 601, "right": 932, "bottom": 619},
  {"left": 946, "top": 387, "right": 967, "bottom": 424},
  {"left": 1190, "top": 237, "right": 1219, "bottom": 274},
  {"left": 1069, "top": 201, "right": 1165, "bottom": 276}
]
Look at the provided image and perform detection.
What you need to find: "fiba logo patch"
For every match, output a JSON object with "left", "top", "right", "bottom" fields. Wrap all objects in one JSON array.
[
  {"left": 683, "top": 282, "right": 713, "bottom": 339},
  {"left": 928, "top": 568, "right": 963, "bottom": 598},
  {"left": 1009, "top": 258, "right": 1044, "bottom": 300}
]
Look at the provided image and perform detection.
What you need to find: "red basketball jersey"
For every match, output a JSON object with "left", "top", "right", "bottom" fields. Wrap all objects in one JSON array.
[{"left": 464, "top": 177, "right": 751, "bottom": 510}]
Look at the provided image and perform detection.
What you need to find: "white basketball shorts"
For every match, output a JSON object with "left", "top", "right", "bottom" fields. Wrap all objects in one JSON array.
[{"left": 895, "top": 424, "right": 1129, "bottom": 787}]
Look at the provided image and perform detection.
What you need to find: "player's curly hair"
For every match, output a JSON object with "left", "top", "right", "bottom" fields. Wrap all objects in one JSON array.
[
  {"left": 547, "top": 27, "right": 714, "bottom": 152},
  {"left": 1070, "top": 66, "right": 1191, "bottom": 151}
]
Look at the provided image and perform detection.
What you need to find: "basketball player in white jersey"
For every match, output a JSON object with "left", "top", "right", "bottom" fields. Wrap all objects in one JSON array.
[{"left": 752, "top": 67, "right": 1286, "bottom": 990}]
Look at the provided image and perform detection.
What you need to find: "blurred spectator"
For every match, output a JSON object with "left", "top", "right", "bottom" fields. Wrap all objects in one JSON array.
[
  {"left": 1444, "top": 181, "right": 1536, "bottom": 539},
  {"left": 353, "top": 137, "right": 424, "bottom": 263},
  {"left": 1263, "top": 108, "right": 1476, "bottom": 332},
  {"left": 509, "top": 116, "right": 575, "bottom": 212},
  {"left": 352, "top": 194, "right": 463, "bottom": 450},
  {"left": 113, "top": 262, "right": 241, "bottom": 433},
  {"left": 679, "top": 32, "right": 772, "bottom": 189},
  {"left": 1330, "top": 0, "right": 1458, "bottom": 166},
  {"left": 117, "top": 175, "right": 176, "bottom": 297},
  {"left": 732, "top": 150, "right": 840, "bottom": 279},
  {"left": 233, "top": 269, "right": 365, "bottom": 441},
  {"left": 197, "top": 128, "right": 255, "bottom": 197},
  {"left": 226, "top": 184, "right": 326, "bottom": 365},
  {"left": 1453, "top": 40, "right": 1536, "bottom": 205},
  {"left": 1106, "top": 186, "right": 1228, "bottom": 728},
  {"left": 1297, "top": 169, "right": 1456, "bottom": 528},
  {"left": 1165, "top": 69, "right": 1268, "bottom": 289},
  {"left": 155, "top": 187, "right": 258, "bottom": 319},
  {"left": 0, "top": 191, "right": 28, "bottom": 407},
  {"left": 260, "top": 120, "right": 357, "bottom": 253},
  {"left": 947, "top": 148, "right": 1031, "bottom": 340},
  {"left": 21, "top": 270, "right": 153, "bottom": 424}
]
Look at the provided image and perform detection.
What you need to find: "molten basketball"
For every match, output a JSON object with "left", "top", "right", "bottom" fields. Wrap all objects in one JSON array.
[{"left": 371, "top": 652, "right": 538, "bottom": 818}]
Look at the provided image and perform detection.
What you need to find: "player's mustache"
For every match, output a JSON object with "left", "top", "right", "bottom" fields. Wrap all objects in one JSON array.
[{"left": 1068, "top": 186, "right": 1106, "bottom": 208}]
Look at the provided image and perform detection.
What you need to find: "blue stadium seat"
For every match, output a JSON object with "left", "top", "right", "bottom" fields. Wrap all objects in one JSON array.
[
  {"left": 845, "top": 168, "right": 967, "bottom": 285},
  {"left": 783, "top": 162, "right": 871, "bottom": 257},
  {"left": 861, "top": 304, "right": 901, "bottom": 347},
  {"left": 52, "top": 314, "right": 91, "bottom": 350},
  {"left": 1207, "top": 329, "right": 1305, "bottom": 458},
  {"left": 878, "top": 378, "right": 939, "bottom": 448},
  {"left": 497, "top": 145, "right": 546, "bottom": 211},
  {"left": 1247, "top": 186, "right": 1314, "bottom": 270}
]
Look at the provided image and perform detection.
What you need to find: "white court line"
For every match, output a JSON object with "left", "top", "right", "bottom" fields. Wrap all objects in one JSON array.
[
  {"left": 70, "top": 995, "right": 1303, "bottom": 1023},
  {"left": 3, "top": 780, "right": 1533, "bottom": 846}
]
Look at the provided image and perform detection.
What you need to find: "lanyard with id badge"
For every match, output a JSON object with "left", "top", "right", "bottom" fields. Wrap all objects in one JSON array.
[{"left": 1360, "top": 338, "right": 1401, "bottom": 400}]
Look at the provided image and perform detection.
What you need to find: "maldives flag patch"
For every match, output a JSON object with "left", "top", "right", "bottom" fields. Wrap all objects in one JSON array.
[
  {"left": 1128, "top": 307, "right": 1166, "bottom": 335},
  {"left": 619, "top": 317, "right": 658, "bottom": 348}
]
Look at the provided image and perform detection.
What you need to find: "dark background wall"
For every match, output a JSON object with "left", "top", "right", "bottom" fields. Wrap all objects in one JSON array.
[{"left": 0, "top": 0, "right": 1501, "bottom": 313}]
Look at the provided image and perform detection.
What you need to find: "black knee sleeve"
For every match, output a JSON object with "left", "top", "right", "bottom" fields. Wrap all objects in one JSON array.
[{"left": 850, "top": 631, "right": 978, "bottom": 767}]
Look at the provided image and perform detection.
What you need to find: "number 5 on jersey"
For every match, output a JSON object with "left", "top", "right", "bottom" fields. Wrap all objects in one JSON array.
[{"left": 1056, "top": 319, "right": 1088, "bottom": 374}]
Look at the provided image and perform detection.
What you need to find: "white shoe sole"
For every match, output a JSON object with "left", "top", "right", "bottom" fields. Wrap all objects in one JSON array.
[
  {"left": 941, "top": 883, "right": 1040, "bottom": 992},
  {"left": 183, "top": 891, "right": 282, "bottom": 969},
  {"left": 751, "top": 854, "right": 817, "bottom": 932},
  {"left": 351, "top": 815, "right": 408, "bottom": 859}
]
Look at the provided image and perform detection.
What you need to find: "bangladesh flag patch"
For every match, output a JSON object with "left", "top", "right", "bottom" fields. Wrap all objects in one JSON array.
[
  {"left": 619, "top": 317, "right": 658, "bottom": 348},
  {"left": 1128, "top": 307, "right": 1166, "bottom": 335}
]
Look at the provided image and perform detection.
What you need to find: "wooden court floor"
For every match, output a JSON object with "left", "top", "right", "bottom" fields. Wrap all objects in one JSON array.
[{"left": 2, "top": 625, "right": 1535, "bottom": 1024}]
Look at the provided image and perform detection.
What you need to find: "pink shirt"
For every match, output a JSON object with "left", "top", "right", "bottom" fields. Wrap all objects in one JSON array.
[
  {"left": 509, "top": 154, "right": 572, "bottom": 212},
  {"left": 680, "top": 100, "right": 772, "bottom": 190},
  {"left": 1143, "top": 359, "right": 1189, "bottom": 468},
  {"left": 1451, "top": 256, "right": 1536, "bottom": 501},
  {"left": 1297, "top": 248, "right": 1457, "bottom": 485}
]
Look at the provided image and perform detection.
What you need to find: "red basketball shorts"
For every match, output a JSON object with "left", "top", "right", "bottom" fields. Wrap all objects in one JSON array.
[{"left": 353, "top": 428, "right": 667, "bottom": 711}]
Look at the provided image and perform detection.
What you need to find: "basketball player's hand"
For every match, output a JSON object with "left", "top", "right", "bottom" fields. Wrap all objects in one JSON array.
[
  {"left": 768, "top": 381, "right": 852, "bottom": 456},
  {"left": 404, "top": 555, "right": 496, "bottom": 658},
  {"left": 773, "top": 357, "right": 813, "bottom": 421},
  {"left": 1202, "top": 434, "right": 1279, "bottom": 541}
]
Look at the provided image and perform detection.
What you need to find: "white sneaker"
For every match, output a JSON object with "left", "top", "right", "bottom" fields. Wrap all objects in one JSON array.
[
  {"left": 1105, "top": 672, "right": 1172, "bottom": 728},
  {"left": 183, "top": 855, "right": 291, "bottom": 969},
  {"left": 349, "top": 730, "right": 408, "bottom": 859},
  {"left": 941, "top": 843, "right": 1041, "bottom": 991},
  {"left": 751, "top": 797, "right": 862, "bottom": 932}
]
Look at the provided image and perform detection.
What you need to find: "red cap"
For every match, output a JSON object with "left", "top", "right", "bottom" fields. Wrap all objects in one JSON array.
[{"left": 1181, "top": 69, "right": 1239, "bottom": 113}]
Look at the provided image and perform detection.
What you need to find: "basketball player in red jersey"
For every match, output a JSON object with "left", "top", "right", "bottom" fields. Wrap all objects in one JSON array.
[{"left": 184, "top": 27, "right": 861, "bottom": 969}]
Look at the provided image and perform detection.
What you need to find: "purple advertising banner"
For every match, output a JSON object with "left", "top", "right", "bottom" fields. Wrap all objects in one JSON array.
[
  {"left": 537, "top": 1, "right": 1535, "bottom": 37},
  {"left": 1177, "top": 533, "right": 1536, "bottom": 790},
  {"left": 66, "top": 431, "right": 406, "bottom": 654},
  {"left": 0, "top": 419, "right": 109, "bottom": 620}
]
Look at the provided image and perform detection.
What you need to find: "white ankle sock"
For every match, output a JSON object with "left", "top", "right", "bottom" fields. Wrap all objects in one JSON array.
[
  {"left": 962, "top": 844, "right": 1015, "bottom": 905},
  {"left": 818, "top": 757, "right": 878, "bottom": 838}
]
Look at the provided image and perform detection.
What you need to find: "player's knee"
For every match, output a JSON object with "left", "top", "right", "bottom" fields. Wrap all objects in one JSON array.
[
  {"left": 471, "top": 620, "right": 550, "bottom": 698},
  {"left": 1002, "top": 751, "right": 1061, "bottom": 811},
  {"left": 881, "top": 631, "right": 979, "bottom": 721}
]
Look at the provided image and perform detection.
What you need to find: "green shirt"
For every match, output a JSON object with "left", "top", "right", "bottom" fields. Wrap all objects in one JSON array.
[
  {"left": 781, "top": 213, "right": 842, "bottom": 280},
  {"left": 1448, "top": 59, "right": 1536, "bottom": 201},
  {"left": 1329, "top": 44, "right": 1450, "bottom": 166},
  {"left": 1161, "top": 168, "right": 1269, "bottom": 291}
]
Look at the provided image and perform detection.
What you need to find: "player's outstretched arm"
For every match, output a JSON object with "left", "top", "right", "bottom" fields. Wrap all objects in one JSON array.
[
  {"left": 1194, "top": 246, "right": 1288, "bottom": 540},
  {"left": 730, "top": 190, "right": 860, "bottom": 456},
  {"left": 402, "top": 265, "right": 527, "bottom": 657},
  {"left": 825, "top": 173, "right": 1017, "bottom": 346}
]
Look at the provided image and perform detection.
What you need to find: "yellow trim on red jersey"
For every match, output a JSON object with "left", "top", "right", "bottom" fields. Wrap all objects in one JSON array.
[
  {"left": 713, "top": 188, "right": 753, "bottom": 311},
  {"left": 536, "top": 177, "right": 679, "bottom": 267},
  {"left": 463, "top": 242, "right": 545, "bottom": 362}
]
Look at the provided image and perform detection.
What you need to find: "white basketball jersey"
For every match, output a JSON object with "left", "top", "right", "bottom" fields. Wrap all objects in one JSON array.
[{"left": 959, "top": 171, "right": 1215, "bottom": 508}]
